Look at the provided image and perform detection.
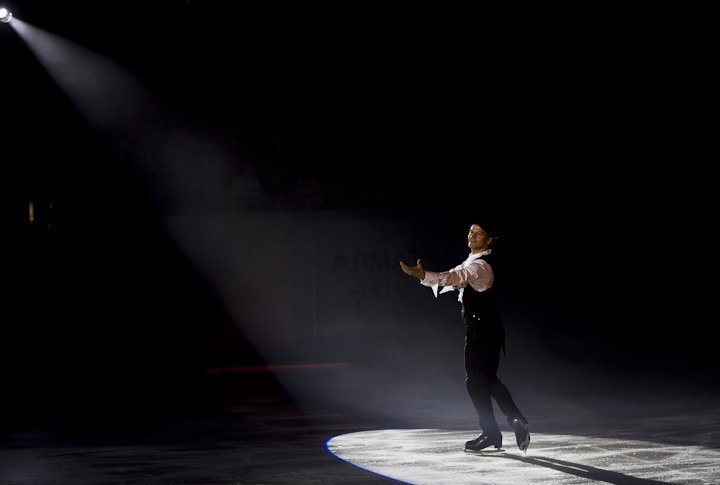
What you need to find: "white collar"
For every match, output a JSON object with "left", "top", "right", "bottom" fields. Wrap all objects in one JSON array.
[{"left": 467, "top": 249, "right": 492, "bottom": 261}]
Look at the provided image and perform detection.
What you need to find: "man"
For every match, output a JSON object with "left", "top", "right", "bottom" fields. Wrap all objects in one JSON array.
[{"left": 399, "top": 222, "right": 530, "bottom": 453}]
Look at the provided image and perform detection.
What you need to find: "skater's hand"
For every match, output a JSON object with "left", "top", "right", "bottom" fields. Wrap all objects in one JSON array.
[{"left": 400, "top": 259, "right": 425, "bottom": 280}]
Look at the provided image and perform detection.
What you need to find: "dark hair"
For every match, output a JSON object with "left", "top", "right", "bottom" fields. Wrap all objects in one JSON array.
[{"left": 470, "top": 221, "right": 500, "bottom": 240}]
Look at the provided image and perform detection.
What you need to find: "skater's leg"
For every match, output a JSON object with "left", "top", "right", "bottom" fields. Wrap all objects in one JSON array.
[
  {"left": 466, "top": 376, "right": 501, "bottom": 435},
  {"left": 464, "top": 335, "right": 502, "bottom": 451},
  {"left": 490, "top": 380, "right": 528, "bottom": 426}
]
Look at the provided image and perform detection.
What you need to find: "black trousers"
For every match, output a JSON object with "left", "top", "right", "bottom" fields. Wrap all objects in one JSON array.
[{"left": 464, "top": 318, "right": 527, "bottom": 434}]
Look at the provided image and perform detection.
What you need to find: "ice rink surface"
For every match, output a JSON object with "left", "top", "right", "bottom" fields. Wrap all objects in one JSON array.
[{"left": 327, "top": 429, "right": 720, "bottom": 485}]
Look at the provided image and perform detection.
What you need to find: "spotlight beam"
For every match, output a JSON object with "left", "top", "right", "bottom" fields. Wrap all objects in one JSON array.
[{"left": 10, "top": 19, "right": 163, "bottom": 144}]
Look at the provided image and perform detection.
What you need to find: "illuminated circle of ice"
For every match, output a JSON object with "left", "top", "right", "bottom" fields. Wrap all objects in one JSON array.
[{"left": 326, "top": 429, "right": 720, "bottom": 485}]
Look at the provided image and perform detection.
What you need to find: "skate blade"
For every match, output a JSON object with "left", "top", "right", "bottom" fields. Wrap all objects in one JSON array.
[{"left": 463, "top": 447, "right": 505, "bottom": 454}]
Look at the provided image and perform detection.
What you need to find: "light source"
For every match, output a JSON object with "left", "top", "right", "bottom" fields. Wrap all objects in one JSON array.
[{"left": 0, "top": 7, "right": 12, "bottom": 23}]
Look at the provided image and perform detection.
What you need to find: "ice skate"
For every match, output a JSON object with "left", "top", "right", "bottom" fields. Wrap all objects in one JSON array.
[
  {"left": 511, "top": 418, "right": 530, "bottom": 453},
  {"left": 464, "top": 433, "right": 504, "bottom": 453}
]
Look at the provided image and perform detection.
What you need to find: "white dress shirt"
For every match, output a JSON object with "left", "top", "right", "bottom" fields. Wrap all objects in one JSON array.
[{"left": 420, "top": 249, "right": 494, "bottom": 301}]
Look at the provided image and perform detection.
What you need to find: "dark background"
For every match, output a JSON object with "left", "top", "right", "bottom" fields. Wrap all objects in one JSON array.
[{"left": 1, "top": 1, "right": 715, "bottom": 422}]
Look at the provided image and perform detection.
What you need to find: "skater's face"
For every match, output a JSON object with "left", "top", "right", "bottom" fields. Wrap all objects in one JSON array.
[{"left": 467, "top": 224, "right": 493, "bottom": 253}]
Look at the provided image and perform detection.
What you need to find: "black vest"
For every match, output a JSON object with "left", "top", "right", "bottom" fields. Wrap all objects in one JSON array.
[
  {"left": 461, "top": 253, "right": 500, "bottom": 322},
  {"left": 461, "top": 253, "right": 505, "bottom": 352}
]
